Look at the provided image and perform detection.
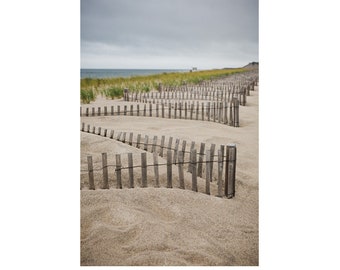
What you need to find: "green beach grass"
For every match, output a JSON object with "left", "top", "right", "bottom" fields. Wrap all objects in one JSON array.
[{"left": 80, "top": 68, "right": 247, "bottom": 103}]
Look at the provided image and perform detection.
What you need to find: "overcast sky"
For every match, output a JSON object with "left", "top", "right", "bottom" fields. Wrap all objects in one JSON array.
[{"left": 81, "top": 0, "right": 258, "bottom": 69}]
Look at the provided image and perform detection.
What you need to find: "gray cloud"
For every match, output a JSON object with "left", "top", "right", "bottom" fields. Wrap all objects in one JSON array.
[{"left": 81, "top": 0, "right": 258, "bottom": 68}]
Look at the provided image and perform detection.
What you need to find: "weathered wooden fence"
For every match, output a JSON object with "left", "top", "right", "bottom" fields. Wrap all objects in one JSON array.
[
  {"left": 82, "top": 144, "right": 236, "bottom": 198},
  {"left": 80, "top": 99, "right": 240, "bottom": 127},
  {"left": 81, "top": 123, "right": 237, "bottom": 198}
]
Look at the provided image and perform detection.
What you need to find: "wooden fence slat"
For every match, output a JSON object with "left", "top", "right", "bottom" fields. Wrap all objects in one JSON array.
[
  {"left": 128, "top": 153, "right": 134, "bottom": 188},
  {"left": 225, "top": 143, "right": 237, "bottom": 198},
  {"left": 178, "top": 151, "right": 185, "bottom": 189},
  {"left": 173, "top": 138, "right": 180, "bottom": 164},
  {"left": 205, "top": 150, "right": 211, "bottom": 195},
  {"left": 217, "top": 149, "right": 223, "bottom": 197},
  {"left": 160, "top": 135, "right": 165, "bottom": 157},
  {"left": 136, "top": 134, "right": 141, "bottom": 148},
  {"left": 129, "top": 132, "right": 133, "bottom": 146},
  {"left": 141, "top": 152, "right": 147, "bottom": 187},
  {"left": 102, "top": 153, "right": 109, "bottom": 189},
  {"left": 109, "top": 130, "right": 114, "bottom": 139},
  {"left": 191, "top": 149, "right": 197, "bottom": 192},
  {"left": 181, "top": 140, "right": 187, "bottom": 161},
  {"left": 144, "top": 135, "right": 149, "bottom": 151},
  {"left": 152, "top": 136, "right": 158, "bottom": 153},
  {"left": 167, "top": 136, "right": 173, "bottom": 152},
  {"left": 210, "top": 144, "right": 216, "bottom": 181},
  {"left": 116, "top": 154, "right": 122, "bottom": 189},
  {"left": 153, "top": 151, "right": 160, "bottom": 188},
  {"left": 197, "top": 142, "right": 205, "bottom": 177},
  {"left": 87, "top": 156, "right": 95, "bottom": 190},
  {"left": 188, "top": 141, "right": 195, "bottom": 172},
  {"left": 167, "top": 150, "right": 173, "bottom": 188},
  {"left": 81, "top": 122, "right": 85, "bottom": 131}
]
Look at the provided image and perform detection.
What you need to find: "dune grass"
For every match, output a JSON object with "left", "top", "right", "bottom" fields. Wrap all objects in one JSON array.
[{"left": 80, "top": 68, "right": 246, "bottom": 103}]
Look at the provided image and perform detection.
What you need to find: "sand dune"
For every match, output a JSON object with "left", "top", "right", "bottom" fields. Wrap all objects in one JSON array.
[{"left": 80, "top": 86, "right": 258, "bottom": 266}]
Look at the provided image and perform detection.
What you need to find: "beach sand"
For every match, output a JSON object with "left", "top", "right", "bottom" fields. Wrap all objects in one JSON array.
[{"left": 80, "top": 87, "right": 258, "bottom": 266}]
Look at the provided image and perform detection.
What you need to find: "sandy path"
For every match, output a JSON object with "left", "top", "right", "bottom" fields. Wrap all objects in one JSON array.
[{"left": 80, "top": 87, "right": 258, "bottom": 265}]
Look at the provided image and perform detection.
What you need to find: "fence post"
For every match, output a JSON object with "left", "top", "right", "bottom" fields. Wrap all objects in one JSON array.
[
  {"left": 87, "top": 156, "right": 95, "bottom": 190},
  {"left": 201, "top": 102, "right": 204, "bottom": 121},
  {"left": 92, "top": 126, "right": 96, "bottom": 134},
  {"left": 191, "top": 149, "right": 197, "bottom": 192},
  {"left": 124, "top": 105, "right": 127, "bottom": 115},
  {"left": 86, "top": 108, "right": 89, "bottom": 117},
  {"left": 102, "top": 153, "right": 109, "bottom": 189},
  {"left": 92, "top": 107, "right": 95, "bottom": 116},
  {"left": 81, "top": 122, "right": 85, "bottom": 132},
  {"left": 116, "top": 154, "right": 122, "bottom": 189},
  {"left": 118, "top": 105, "right": 121, "bottom": 115},
  {"left": 205, "top": 150, "right": 211, "bottom": 195},
  {"left": 178, "top": 151, "right": 185, "bottom": 189},
  {"left": 111, "top": 106, "right": 114, "bottom": 116},
  {"left": 130, "top": 104, "right": 133, "bottom": 116},
  {"left": 153, "top": 151, "right": 160, "bottom": 188},
  {"left": 104, "top": 106, "right": 107, "bottom": 116},
  {"left": 156, "top": 104, "right": 159, "bottom": 117},
  {"left": 167, "top": 150, "right": 173, "bottom": 188},
  {"left": 97, "top": 127, "right": 101, "bottom": 136},
  {"left": 87, "top": 124, "right": 90, "bottom": 133},
  {"left": 161, "top": 103, "right": 165, "bottom": 118},
  {"left": 225, "top": 143, "right": 237, "bottom": 198},
  {"left": 217, "top": 149, "right": 223, "bottom": 197},
  {"left": 103, "top": 129, "right": 107, "bottom": 137},
  {"left": 137, "top": 104, "right": 140, "bottom": 116},
  {"left": 98, "top": 107, "right": 101, "bottom": 116},
  {"left": 141, "top": 152, "right": 147, "bottom": 188},
  {"left": 128, "top": 153, "right": 134, "bottom": 188}
]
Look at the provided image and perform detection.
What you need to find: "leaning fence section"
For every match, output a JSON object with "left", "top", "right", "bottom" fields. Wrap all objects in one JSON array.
[
  {"left": 80, "top": 123, "right": 237, "bottom": 198},
  {"left": 81, "top": 146, "right": 236, "bottom": 199}
]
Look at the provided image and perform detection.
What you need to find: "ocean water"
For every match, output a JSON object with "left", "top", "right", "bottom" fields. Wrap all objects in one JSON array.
[{"left": 81, "top": 69, "right": 187, "bottom": 79}]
